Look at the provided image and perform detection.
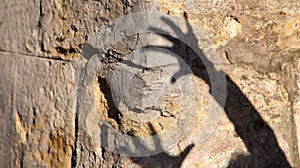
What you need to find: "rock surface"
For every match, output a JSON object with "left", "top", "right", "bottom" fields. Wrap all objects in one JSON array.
[
  {"left": 0, "top": 0, "right": 300, "bottom": 168},
  {"left": 0, "top": 52, "right": 76, "bottom": 167}
]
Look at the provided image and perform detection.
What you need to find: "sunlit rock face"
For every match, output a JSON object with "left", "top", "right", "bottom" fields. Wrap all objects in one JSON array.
[{"left": 1, "top": 0, "right": 300, "bottom": 167}]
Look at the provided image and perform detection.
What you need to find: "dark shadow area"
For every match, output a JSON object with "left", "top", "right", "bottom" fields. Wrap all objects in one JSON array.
[
  {"left": 144, "top": 12, "right": 291, "bottom": 167},
  {"left": 129, "top": 124, "right": 194, "bottom": 168},
  {"left": 98, "top": 76, "right": 122, "bottom": 125},
  {"left": 97, "top": 72, "right": 194, "bottom": 167},
  {"left": 84, "top": 12, "right": 292, "bottom": 168},
  {"left": 100, "top": 122, "right": 194, "bottom": 168},
  {"left": 82, "top": 43, "right": 102, "bottom": 60}
]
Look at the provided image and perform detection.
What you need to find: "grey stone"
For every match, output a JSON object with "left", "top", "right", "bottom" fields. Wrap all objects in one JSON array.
[
  {"left": 0, "top": 51, "right": 77, "bottom": 167},
  {"left": 1, "top": 0, "right": 300, "bottom": 167},
  {"left": 0, "top": 0, "right": 40, "bottom": 55}
]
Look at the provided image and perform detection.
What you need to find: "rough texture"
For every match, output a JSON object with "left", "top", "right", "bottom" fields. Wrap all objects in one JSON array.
[
  {"left": 0, "top": 52, "right": 21, "bottom": 168},
  {"left": 1, "top": 0, "right": 300, "bottom": 168},
  {"left": 0, "top": 52, "right": 77, "bottom": 167},
  {"left": 0, "top": 0, "right": 40, "bottom": 55}
]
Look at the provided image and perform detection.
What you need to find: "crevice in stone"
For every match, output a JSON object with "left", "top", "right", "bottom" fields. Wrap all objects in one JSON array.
[
  {"left": 71, "top": 63, "right": 86, "bottom": 168},
  {"left": 0, "top": 49, "right": 71, "bottom": 62},
  {"left": 20, "top": 143, "right": 26, "bottom": 168},
  {"left": 98, "top": 76, "right": 121, "bottom": 126},
  {"left": 55, "top": 47, "right": 77, "bottom": 55},
  {"left": 37, "top": 0, "right": 43, "bottom": 54},
  {"left": 71, "top": 110, "right": 79, "bottom": 168}
]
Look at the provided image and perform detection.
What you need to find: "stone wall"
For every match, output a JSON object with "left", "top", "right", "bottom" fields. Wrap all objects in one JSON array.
[{"left": 0, "top": 0, "right": 299, "bottom": 167}]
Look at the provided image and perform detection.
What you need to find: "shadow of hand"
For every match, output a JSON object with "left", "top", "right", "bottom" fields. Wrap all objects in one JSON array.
[
  {"left": 130, "top": 124, "right": 194, "bottom": 168},
  {"left": 90, "top": 11, "right": 291, "bottom": 168},
  {"left": 100, "top": 122, "right": 194, "bottom": 168},
  {"left": 146, "top": 12, "right": 292, "bottom": 168}
]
